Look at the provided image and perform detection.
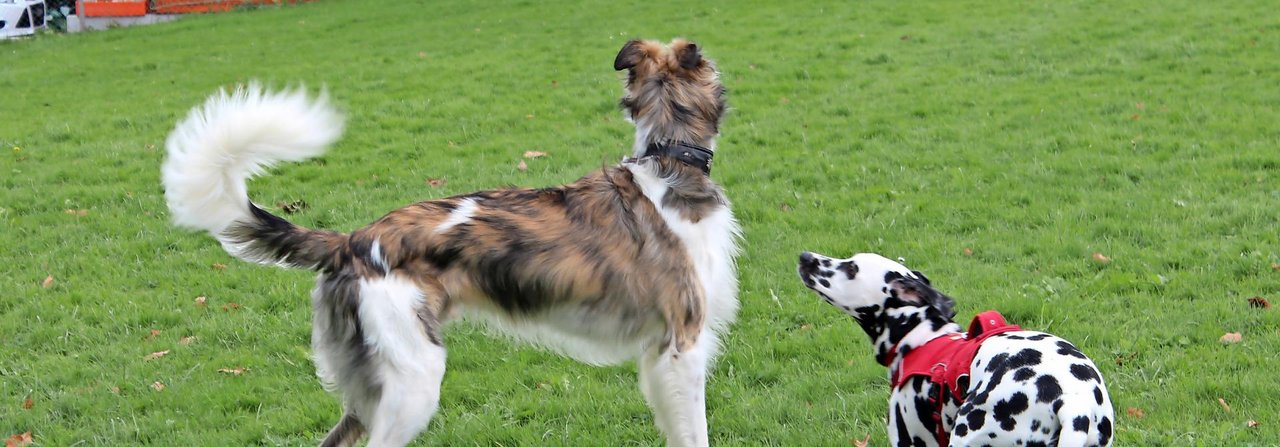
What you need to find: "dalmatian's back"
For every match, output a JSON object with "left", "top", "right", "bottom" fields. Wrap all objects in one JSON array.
[{"left": 950, "top": 331, "right": 1115, "bottom": 447}]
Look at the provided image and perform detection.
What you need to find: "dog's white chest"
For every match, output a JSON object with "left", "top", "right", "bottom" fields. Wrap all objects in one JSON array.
[{"left": 628, "top": 164, "right": 741, "bottom": 333}]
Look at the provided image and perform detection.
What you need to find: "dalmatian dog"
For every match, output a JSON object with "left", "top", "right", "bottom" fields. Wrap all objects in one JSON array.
[{"left": 797, "top": 252, "right": 1115, "bottom": 447}]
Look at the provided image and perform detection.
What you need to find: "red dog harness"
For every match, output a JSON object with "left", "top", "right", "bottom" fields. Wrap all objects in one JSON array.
[{"left": 890, "top": 311, "right": 1022, "bottom": 445}]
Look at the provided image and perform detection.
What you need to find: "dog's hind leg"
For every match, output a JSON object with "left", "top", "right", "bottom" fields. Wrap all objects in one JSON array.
[
  {"left": 354, "top": 274, "right": 448, "bottom": 447},
  {"left": 313, "top": 274, "right": 377, "bottom": 447},
  {"left": 1052, "top": 399, "right": 1114, "bottom": 447},
  {"left": 319, "top": 413, "right": 365, "bottom": 447},
  {"left": 638, "top": 329, "right": 716, "bottom": 447},
  {"left": 362, "top": 343, "right": 445, "bottom": 447}
]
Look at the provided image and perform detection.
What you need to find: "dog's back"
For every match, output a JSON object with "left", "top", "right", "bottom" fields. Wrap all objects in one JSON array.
[{"left": 952, "top": 331, "right": 1114, "bottom": 446}]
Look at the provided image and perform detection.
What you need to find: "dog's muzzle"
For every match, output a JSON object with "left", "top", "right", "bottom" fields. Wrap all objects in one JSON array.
[{"left": 797, "top": 252, "right": 820, "bottom": 285}]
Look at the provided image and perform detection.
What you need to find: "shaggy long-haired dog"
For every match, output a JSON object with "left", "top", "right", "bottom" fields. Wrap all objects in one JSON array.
[{"left": 162, "top": 39, "right": 737, "bottom": 447}]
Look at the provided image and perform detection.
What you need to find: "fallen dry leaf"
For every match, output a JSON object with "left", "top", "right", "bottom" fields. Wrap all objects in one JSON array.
[
  {"left": 1126, "top": 407, "right": 1145, "bottom": 418},
  {"left": 1130, "top": 114, "right": 1141, "bottom": 121},
  {"left": 517, "top": 160, "right": 528, "bottom": 171},
  {"left": 851, "top": 434, "right": 870, "bottom": 447},
  {"left": 963, "top": 247, "right": 974, "bottom": 257},
  {"left": 221, "top": 302, "right": 241, "bottom": 311},
  {"left": 146, "top": 329, "right": 161, "bottom": 341},
  {"left": 109, "top": 386, "right": 120, "bottom": 394},
  {"left": 179, "top": 336, "right": 196, "bottom": 345},
  {"left": 64, "top": 208, "right": 88, "bottom": 217},
  {"left": 21, "top": 397, "right": 32, "bottom": 410},
  {"left": 40, "top": 275, "right": 53, "bottom": 288},
  {"left": 799, "top": 324, "right": 812, "bottom": 332},
  {"left": 417, "top": 51, "right": 427, "bottom": 58},
  {"left": 523, "top": 151, "right": 547, "bottom": 159},
  {"left": 151, "top": 381, "right": 165, "bottom": 392},
  {"left": 194, "top": 296, "right": 207, "bottom": 308},
  {"left": 1247, "top": 296, "right": 1271, "bottom": 309},
  {"left": 5, "top": 431, "right": 32, "bottom": 447},
  {"left": 1114, "top": 352, "right": 1137, "bottom": 367},
  {"left": 1248, "top": 420, "right": 1260, "bottom": 428},
  {"left": 1271, "top": 262, "right": 1280, "bottom": 271},
  {"left": 211, "top": 263, "right": 227, "bottom": 271},
  {"left": 1220, "top": 332, "right": 1242, "bottom": 344},
  {"left": 277, "top": 200, "right": 307, "bottom": 215},
  {"left": 1091, "top": 252, "right": 1111, "bottom": 264},
  {"left": 1135, "top": 102, "right": 1146, "bottom": 110},
  {"left": 1217, "top": 398, "right": 1231, "bottom": 412},
  {"left": 218, "top": 367, "right": 248, "bottom": 375},
  {"left": 143, "top": 350, "right": 170, "bottom": 361},
  {"left": 779, "top": 203, "right": 792, "bottom": 212},
  {"left": 426, "top": 178, "right": 446, "bottom": 187}
]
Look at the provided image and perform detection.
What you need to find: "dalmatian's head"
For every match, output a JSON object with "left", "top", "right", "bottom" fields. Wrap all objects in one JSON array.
[{"left": 797, "top": 252, "right": 956, "bottom": 322}]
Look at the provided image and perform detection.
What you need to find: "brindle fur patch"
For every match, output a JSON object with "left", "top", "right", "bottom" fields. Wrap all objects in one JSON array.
[{"left": 337, "top": 165, "right": 706, "bottom": 349}]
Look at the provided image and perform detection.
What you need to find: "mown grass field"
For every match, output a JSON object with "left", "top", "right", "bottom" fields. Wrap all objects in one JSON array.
[{"left": 3, "top": 0, "right": 1279, "bottom": 445}]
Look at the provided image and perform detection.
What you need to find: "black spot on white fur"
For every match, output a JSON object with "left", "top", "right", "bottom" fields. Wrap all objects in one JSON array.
[
  {"left": 1034, "top": 375, "right": 1062, "bottom": 403},
  {"left": 837, "top": 261, "right": 858, "bottom": 279},
  {"left": 1098, "top": 416, "right": 1113, "bottom": 444},
  {"left": 1013, "top": 368, "right": 1036, "bottom": 382},
  {"left": 1056, "top": 340, "right": 1088, "bottom": 359},
  {"left": 992, "top": 392, "right": 1029, "bottom": 431},
  {"left": 1070, "top": 363, "right": 1101, "bottom": 382},
  {"left": 1072, "top": 415, "right": 1090, "bottom": 432}
]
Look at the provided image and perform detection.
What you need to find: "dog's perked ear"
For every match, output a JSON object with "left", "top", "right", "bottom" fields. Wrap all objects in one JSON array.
[
  {"left": 674, "top": 41, "right": 702, "bottom": 70},
  {"left": 614, "top": 40, "right": 645, "bottom": 71},
  {"left": 890, "top": 277, "right": 956, "bottom": 320}
]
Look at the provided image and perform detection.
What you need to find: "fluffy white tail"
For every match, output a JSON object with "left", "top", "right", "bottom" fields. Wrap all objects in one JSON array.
[{"left": 162, "top": 84, "right": 343, "bottom": 240}]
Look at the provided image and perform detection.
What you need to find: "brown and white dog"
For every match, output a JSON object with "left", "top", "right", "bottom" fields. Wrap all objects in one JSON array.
[{"left": 161, "top": 39, "right": 737, "bottom": 447}]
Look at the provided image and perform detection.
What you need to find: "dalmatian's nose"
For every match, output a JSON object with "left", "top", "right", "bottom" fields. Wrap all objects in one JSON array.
[{"left": 798, "top": 252, "right": 820, "bottom": 275}]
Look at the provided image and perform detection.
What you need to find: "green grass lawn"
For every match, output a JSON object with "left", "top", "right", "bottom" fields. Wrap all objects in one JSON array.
[{"left": 3, "top": 0, "right": 1279, "bottom": 445}]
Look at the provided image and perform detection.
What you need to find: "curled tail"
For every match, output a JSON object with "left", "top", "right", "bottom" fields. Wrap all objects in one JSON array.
[{"left": 162, "top": 84, "right": 347, "bottom": 270}]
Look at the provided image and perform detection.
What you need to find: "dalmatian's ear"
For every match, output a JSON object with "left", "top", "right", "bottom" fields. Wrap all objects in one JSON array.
[
  {"left": 911, "top": 270, "right": 931, "bottom": 285},
  {"left": 890, "top": 277, "right": 956, "bottom": 320}
]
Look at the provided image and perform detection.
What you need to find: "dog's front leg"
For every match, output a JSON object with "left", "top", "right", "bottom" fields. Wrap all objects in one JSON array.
[
  {"left": 887, "top": 378, "right": 944, "bottom": 447},
  {"left": 638, "top": 336, "right": 711, "bottom": 447}
]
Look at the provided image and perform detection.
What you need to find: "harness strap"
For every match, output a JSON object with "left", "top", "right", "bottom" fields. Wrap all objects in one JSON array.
[{"left": 891, "top": 311, "right": 1022, "bottom": 446}]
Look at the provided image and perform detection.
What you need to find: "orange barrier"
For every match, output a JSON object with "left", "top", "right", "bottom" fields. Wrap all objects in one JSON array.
[
  {"left": 151, "top": 0, "right": 299, "bottom": 14},
  {"left": 79, "top": 1, "right": 148, "bottom": 17},
  {"left": 77, "top": 0, "right": 305, "bottom": 17}
]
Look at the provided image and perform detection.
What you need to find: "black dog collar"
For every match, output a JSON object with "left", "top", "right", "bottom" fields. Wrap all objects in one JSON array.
[{"left": 644, "top": 141, "right": 714, "bottom": 174}]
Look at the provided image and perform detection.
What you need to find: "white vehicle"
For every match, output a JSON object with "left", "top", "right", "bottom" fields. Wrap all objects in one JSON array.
[{"left": 0, "top": 0, "right": 46, "bottom": 39}]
